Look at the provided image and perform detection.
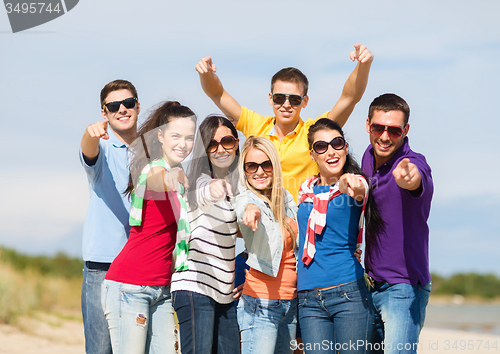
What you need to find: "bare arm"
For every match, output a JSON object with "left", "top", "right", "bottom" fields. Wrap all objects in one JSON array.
[
  {"left": 196, "top": 56, "right": 242, "bottom": 125},
  {"left": 327, "top": 43, "right": 374, "bottom": 127},
  {"left": 81, "top": 120, "right": 109, "bottom": 159}
]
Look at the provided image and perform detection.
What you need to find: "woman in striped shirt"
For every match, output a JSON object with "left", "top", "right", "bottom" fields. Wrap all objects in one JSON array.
[{"left": 171, "top": 115, "right": 241, "bottom": 354}]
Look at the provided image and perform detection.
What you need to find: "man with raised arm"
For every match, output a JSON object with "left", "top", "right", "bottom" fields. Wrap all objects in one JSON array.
[
  {"left": 80, "top": 80, "right": 140, "bottom": 354},
  {"left": 196, "top": 43, "right": 373, "bottom": 201},
  {"left": 361, "top": 93, "right": 434, "bottom": 354}
]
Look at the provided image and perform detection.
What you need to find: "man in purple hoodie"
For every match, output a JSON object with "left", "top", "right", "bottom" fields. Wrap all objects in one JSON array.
[{"left": 361, "top": 93, "right": 433, "bottom": 354}]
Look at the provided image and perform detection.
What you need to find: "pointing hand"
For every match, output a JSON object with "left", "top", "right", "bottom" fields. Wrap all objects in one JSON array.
[
  {"left": 350, "top": 43, "right": 374, "bottom": 64},
  {"left": 195, "top": 56, "right": 217, "bottom": 74},
  {"left": 86, "top": 120, "right": 109, "bottom": 140},
  {"left": 209, "top": 179, "right": 233, "bottom": 200},
  {"left": 393, "top": 158, "right": 422, "bottom": 191}
]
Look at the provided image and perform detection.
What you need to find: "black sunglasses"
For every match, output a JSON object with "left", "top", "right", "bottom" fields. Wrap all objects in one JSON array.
[
  {"left": 207, "top": 135, "right": 238, "bottom": 153},
  {"left": 104, "top": 97, "right": 138, "bottom": 113},
  {"left": 244, "top": 160, "right": 273, "bottom": 174},
  {"left": 369, "top": 123, "right": 404, "bottom": 139},
  {"left": 312, "top": 137, "right": 346, "bottom": 154},
  {"left": 272, "top": 93, "right": 305, "bottom": 106}
]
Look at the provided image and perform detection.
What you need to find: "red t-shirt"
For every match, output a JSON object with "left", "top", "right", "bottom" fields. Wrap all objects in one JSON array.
[{"left": 106, "top": 189, "right": 178, "bottom": 286}]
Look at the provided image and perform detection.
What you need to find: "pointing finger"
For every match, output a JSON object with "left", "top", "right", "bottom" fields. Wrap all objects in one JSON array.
[
  {"left": 225, "top": 180, "right": 233, "bottom": 197},
  {"left": 101, "top": 121, "right": 109, "bottom": 139},
  {"left": 353, "top": 43, "right": 361, "bottom": 59},
  {"left": 346, "top": 186, "right": 355, "bottom": 198},
  {"left": 392, "top": 168, "right": 401, "bottom": 180},
  {"left": 203, "top": 57, "right": 215, "bottom": 72}
]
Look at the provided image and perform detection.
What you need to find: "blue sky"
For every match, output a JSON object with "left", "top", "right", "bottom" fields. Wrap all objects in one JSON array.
[{"left": 1, "top": 0, "right": 499, "bottom": 276}]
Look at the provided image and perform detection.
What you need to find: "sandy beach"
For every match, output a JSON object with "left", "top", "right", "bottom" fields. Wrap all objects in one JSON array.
[
  {"left": 0, "top": 312, "right": 84, "bottom": 354},
  {"left": 0, "top": 313, "right": 499, "bottom": 354},
  {"left": 419, "top": 327, "right": 500, "bottom": 353}
]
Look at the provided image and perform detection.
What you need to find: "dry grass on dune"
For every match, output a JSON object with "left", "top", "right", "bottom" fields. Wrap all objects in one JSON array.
[{"left": 0, "top": 261, "right": 82, "bottom": 324}]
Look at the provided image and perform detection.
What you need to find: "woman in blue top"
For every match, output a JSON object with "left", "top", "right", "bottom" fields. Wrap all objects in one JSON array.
[{"left": 296, "top": 118, "right": 384, "bottom": 354}]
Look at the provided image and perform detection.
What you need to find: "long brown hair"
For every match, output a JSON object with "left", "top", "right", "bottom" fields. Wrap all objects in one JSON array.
[
  {"left": 124, "top": 101, "right": 196, "bottom": 197},
  {"left": 186, "top": 115, "right": 240, "bottom": 210},
  {"left": 307, "top": 118, "right": 385, "bottom": 246},
  {"left": 238, "top": 136, "right": 296, "bottom": 249}
]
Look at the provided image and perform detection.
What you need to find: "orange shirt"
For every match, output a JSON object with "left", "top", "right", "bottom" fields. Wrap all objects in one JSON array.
[{"left": 242, "top": 219, "right": 298, "bottom": 300}]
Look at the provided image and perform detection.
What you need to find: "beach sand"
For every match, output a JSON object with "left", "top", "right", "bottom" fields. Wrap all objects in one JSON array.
[
  {"left": 0, "top": 314, "right": 499, "bottom": 353},
  {"left": 0, "top": 312, "right": 84, "bottom": 354},
  {"left": 419, "top": 327, "right": 499, "bottom": 353}
]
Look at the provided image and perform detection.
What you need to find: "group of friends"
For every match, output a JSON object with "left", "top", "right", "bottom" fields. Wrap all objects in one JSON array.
[{"left": 80, "top": 44, "right": 434, "bottom": 354}]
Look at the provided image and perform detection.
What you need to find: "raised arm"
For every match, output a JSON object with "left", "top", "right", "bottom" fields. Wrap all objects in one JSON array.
[
  {"left": 327, "top": 43, "right": 374, "bottom": 127},
  {"left": 196, "top": 56, "right": 242, "bottom": 124}
]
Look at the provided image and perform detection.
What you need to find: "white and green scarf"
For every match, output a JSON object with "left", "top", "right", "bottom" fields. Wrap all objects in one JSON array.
[{"left": 129, "top": 158, "right": 191, "bottom": 271}]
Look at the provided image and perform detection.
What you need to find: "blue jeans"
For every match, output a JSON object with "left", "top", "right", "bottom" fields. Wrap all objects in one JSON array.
[
  {"left": 237, "top": 294, "right": 297, "bottom": 354},
  {"left": 297, "top": 278, "right": 373, "bottom": 354},
  {"left": 234, "top": 252, "right": 250, "bottom": 308},
  {"left": 101, "top": 279, "right": 177, "bottom": 354},
  {"left": 172, "top": 290, "right": 240, "bottom": 354},
  {"left": 369, "top": 281, "right": 432, "bottom": 354},
  {"left": 81, "top": 263, "right": 112, "bottom": 354}
]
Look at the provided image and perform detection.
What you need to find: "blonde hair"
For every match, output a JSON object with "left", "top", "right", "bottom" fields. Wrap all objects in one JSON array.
[{"left": 238, "top": 136, "right": 296, "bottom": 249}]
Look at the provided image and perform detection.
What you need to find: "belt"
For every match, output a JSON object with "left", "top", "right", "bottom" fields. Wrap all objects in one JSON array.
[
  {"left": 365, "top": 275, "right": 386, "bottom": 289},
  {"left": 85, "top": 261, "right": 111, "bottom": 271}
]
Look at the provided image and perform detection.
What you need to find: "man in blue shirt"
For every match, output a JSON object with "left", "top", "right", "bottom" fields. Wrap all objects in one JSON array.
[{"left": 80, "top": 80, "right": 140, "bottom": 354}]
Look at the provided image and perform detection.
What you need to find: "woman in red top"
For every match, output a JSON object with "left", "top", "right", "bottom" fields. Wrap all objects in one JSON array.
[{"left": 102, "top": 101, "right": 196, "bottom": 354}]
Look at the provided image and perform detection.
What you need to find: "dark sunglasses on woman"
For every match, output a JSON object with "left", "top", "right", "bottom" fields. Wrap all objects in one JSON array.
[
  {"left": 244, "top": 160, "right": 273, "bottom": 174},
  {"left": 312, "top": 137, "right": 346, "bottom": 154},
  {"left": 207, "top": 135, "right": 238, "bottom": 153}
]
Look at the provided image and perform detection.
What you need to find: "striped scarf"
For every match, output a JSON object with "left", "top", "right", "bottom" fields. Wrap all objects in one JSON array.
[
  {"left": 129, "top": 158, "right": 191, "bottom": 271},
  {"left": 298, "top": 175, "right": 368, "bottom": 266}
]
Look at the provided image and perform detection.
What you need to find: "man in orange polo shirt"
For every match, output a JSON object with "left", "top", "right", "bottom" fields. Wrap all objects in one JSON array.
[{"left": 196, "top": 43, "right": 374, "bottom": 201}]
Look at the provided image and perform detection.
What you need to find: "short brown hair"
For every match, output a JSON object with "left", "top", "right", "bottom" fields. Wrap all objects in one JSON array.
[
  {"left": 100, "top": 79, "right": 138, "bottom": 109},
  {"left": 368, "top": 93, "right": 410, "bottom": 125},
  {"left": 271, "top": 67, "right": 309, "bottom": 96}
]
